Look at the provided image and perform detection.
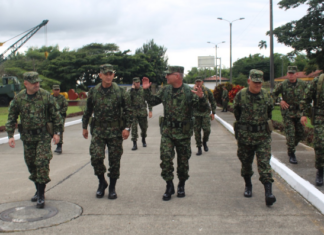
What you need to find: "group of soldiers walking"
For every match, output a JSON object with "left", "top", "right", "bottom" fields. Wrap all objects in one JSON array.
[{"left": 5, "top": 63, "right": 324, "bottom": 209}]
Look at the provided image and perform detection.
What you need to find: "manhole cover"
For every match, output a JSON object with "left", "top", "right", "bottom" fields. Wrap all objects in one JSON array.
[
  {"left": 0, "top": 205, "right": 58, "bottom": 223},
  {"left": 0, "top": 200, "right": 82, "bottom": 232}
]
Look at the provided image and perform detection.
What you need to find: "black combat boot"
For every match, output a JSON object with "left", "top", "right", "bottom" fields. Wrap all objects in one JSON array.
[
  {"left": 55, "top": 143, "right": 62, "bottom": 154},
  {"left": 96, "top": 175, "right": 108, "bottom": 198},
  {"left": 264, "top": 182, "right": 276, "bottom": 206},
  {"left": 196, "top": 147, "right": 202, "bottom": 156},
  {"left": 203, "top": 142, "right": 209, "bottom": 152},
  {"left": 31, "top": 182, "right": 38, "bottom": 202},
  {"left": 142, "top": 137, "right": 147, "bottom": 147},
  {"left": 177, "top": 180, "right": 185, "bottom": 198},
  {"left": 243, "top": 176, "right": 252, "bottom": 198},
  {"left": 288, "top": 152, "right": 298, "bottom": 164},
  {"left": 163, "top": 181, "right": 175, "bottom": 201},
  {"left": 316, "top": 168, "right": 323, "bottom": 186},
  {"left": 132, "top": 141, "right": 137, "bottom": 151},
  {"left": 108, "top": 178, "right": 118, "bottom": 199},
  {"left": 36, "top": 183, "right": 46, "bottom": 209}
]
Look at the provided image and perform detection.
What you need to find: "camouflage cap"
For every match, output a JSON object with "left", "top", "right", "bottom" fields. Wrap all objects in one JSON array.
[
  {"left": 52, "top": 85, "right": 60, "bottom": 90},
  {"left": 100, "top": 64, "right": 115, "bottom": 74},
  {"left": 164, "top": 65, "right": 184, "bottom": 74},
  {"left": 133, "top": 77, "right": 140, "bottom": 83},
  {"left": 23, "top": 72, "right": 42, "bottom": 84},
  {"left": 249, "top": 69, "right": 264, "bottom": 82},
  {"left": 287, "top": 66, "right": 297, "bottom": 73},
  {"left": 195, "top": 76, "right": 203, "bottom": 82}
]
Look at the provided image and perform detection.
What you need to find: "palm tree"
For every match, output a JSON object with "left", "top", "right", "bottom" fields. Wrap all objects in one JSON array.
[{"left": 258, "top": 40, "right": 267, "bottom": 50}]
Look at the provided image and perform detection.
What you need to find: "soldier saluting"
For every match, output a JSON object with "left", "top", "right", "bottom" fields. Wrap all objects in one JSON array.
[
  {"left": 52, "top": 84, "right": 68, "bottom": 154},
  {"left": 6, "top": 72, "right": 62, "bottom": 209},
  {"left": 142, "top": 65, "right": 208, "bottom": 201},
  {"left": 82, "top": 64, "right": 133, "bottom": 200},
  {"left": 128, "top": 77, "right": 152, "bottom": 150},
  {"left": 272, "top": 66, "right": 308, "bottom": 164},
  {"left": 233, "top": 69, "right": 276, "bottom": 206}
]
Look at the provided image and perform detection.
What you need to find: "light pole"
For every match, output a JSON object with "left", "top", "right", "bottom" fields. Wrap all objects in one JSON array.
[
  {"left": 207, "top": 41, "right": 225, "bottom": 87},
  {"left": 217, "top": 17, "right": 245, "bottom": 83}
]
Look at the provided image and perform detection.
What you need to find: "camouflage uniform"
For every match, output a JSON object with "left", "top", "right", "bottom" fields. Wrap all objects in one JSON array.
[
  {"left": 300, "top": 74, "right": 324, "bottom": 171},
  {"left": 144, "top": 66, "right": 208, "bottom": 182},
  {"left": 272, "top": 66, "right": 307, "bottom": 157},
  {"left": 82, "top": 66, "right": 132, "bottom": 180},
  {"left": 222, "top": 88, "right": 229, "bottom": 111},
  {"left": 52, "top": 85, "right": 68, "bottom": 144},
  {"left": 128, "top": 77, "right": 152, "bottom": 142},
  {"left": 234, "top": 70, "right": 274, "bottom": 184},
  {"left": 6, "top": 72, "right": 62, "bottom": 184},
  {"left": 193, "top": 78, "right": 216, "bottom": 148}
]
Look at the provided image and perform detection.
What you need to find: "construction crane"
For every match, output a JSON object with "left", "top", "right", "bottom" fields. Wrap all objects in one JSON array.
[{"left": 0, "top": 20, "right": 49, "bottom": 64}]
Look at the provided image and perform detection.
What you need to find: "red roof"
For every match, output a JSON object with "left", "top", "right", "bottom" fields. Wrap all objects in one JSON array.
[
  {"left": 204, "top": 75, "right": 229, "bottom": 82},
  {"left": 275, "top": 70, "right": 322, "bottom": 81}
]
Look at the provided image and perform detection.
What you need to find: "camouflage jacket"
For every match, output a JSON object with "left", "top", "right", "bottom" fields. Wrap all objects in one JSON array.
[
  {"left": 52, "top": 94, "right": 68, "bottom": 117},
  {"left": 6, "top": 88, "right": 63, "bottom": 141},
  {"left": 128, "top": 87, "right": 152, "bottom": 117},
  {"left": 272, "top": 79, "right": 308, "bottom": 118},
  {"left": 300, "top": 76, "right": 324, "bottom": 125},
  {"left": 222, "top": 89, "right": 229, "bottom": 101},
  {"left": 193, "top": 85, "right": 216, "bottom": 117},
  {"left": 144, "top": 84, "right": 209, "bottom": 139},
  {"left": 234, "top": 88, "right": 273, "bottom": 145},
  {"left": 82, "top": 83, "right": 133, "bottom": 138}
]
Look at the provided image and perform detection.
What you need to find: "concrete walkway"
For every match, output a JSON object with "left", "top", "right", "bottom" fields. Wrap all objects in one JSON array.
[{"left": 0, "top": 105, "right": 324, "bottom": 234}]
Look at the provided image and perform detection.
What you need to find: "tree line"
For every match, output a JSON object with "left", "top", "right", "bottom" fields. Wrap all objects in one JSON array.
[{"left": 0, "top": 39, "right": 168, "bottom": 92}]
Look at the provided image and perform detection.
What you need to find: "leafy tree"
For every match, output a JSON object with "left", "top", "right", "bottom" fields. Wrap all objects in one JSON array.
[
  {"left": 271, "top": 0, "right": 324, "bottom": 70},
  {"left": 233, "top": 73, "right": 248, "bottom": 86},
  {"left": 135, "top": 39, "right": 168, "bottom": 85}
]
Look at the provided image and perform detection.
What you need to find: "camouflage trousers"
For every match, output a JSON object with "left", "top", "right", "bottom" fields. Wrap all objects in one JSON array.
[
  {"left": 314, "top": 124, "right": 324, "bottom": 169},
  {"left": 58, "top": 119, "right": 65, "bottom": 144},
  {"left": 283, "top": 117, "right": 305, "bottom": 154},
  {"left": 23, "top": 137, "right": 53, "bottom": 184},
  {"left": 131, "top": 116, "right": 148, "bottom": 141},
  {"left": 237, "top": 138, "right": 274, "bottom": 184},
  {"left": 194, "top": 116, "right": 211, "bottom": 147},
  {"left": 160, "top": 136, "right": 191, "bottom": 181},
  {"left": 90, "top": 134, "right": 123, "bottom": 179},
  {"left": 222, "top": 100, "right": 228, "bottom": 110}
]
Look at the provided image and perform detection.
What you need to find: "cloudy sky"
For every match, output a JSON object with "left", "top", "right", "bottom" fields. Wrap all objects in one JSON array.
[{"left": 0, "top": 0, "right": 308, "bottom": 74}]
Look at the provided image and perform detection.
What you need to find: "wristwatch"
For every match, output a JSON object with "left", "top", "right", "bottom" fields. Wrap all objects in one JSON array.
[
  {"left": 125, "top": 128, "right": 130, "bottom": 131},
  {"left": 55, "top": 132, "right": 61, "bottom": 136}
]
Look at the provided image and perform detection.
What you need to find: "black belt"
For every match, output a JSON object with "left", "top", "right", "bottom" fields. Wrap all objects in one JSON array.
[
  {"left": 163, "top": 121, "right": 188, "bottom": 128},
  {"left": 238, "top": 124, "right": 267, "bottom": 132},
  {"left": 94, "top": 120, "right": 120, "bottom": 128},
  {"left": 22, "top": 127, "right": 47, "bottom": 135}
]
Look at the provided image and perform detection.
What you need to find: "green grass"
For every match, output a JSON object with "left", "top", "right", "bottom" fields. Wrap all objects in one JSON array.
[{"left": 0, "top": 106, "right": 83, "bottom": 127}]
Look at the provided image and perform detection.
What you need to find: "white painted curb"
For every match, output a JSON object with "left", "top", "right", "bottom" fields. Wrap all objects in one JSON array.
[
  {"left": 0, "top": 119, "right": 82, "bottom": 145},
  {"left": 214, "top": 114, "right": 324, "bottom": 214}
]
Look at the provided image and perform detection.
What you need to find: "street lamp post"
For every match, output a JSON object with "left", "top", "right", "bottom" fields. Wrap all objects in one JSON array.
[
  {"left": 207, "top": 41, "right": 225, "bottom": 87},
  {"left": 217, "top": 17, "right": 245, "bottom": 83}
]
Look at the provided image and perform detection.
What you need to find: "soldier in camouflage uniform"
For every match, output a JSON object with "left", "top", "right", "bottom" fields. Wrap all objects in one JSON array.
[
  {"left": 142, "top": 65, "right": 208, "bottom": 201},
  {"left": 300, "top": 73, "right": 324, "bottom": 186},
  {"left": 233, "top": 69, "right": 276, "bottom": 206},
  {"left": 128, "top": 77, "right": 152, "bottom": 150},
  {"left": 193, "top": 77, "right": 216, "bottom": 156},
  {"left": 52, "top": 84, "right": 68, "bottom": 154},
  {"left": 272, "top": 66, "right": 308, "bottom": 164},
  {"left": 82, "top": 64, "right": 133, "bottom": 200},
  {"left": 222, "top": 86, "right": 229, "bottom": 112},
  {"left": 6, "top": 72, "right": 62, "bottom": 209}
]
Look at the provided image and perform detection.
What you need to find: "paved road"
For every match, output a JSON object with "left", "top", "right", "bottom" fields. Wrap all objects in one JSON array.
[{"left": 0, "top": 104, "right": 324, "bottom": 234}]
